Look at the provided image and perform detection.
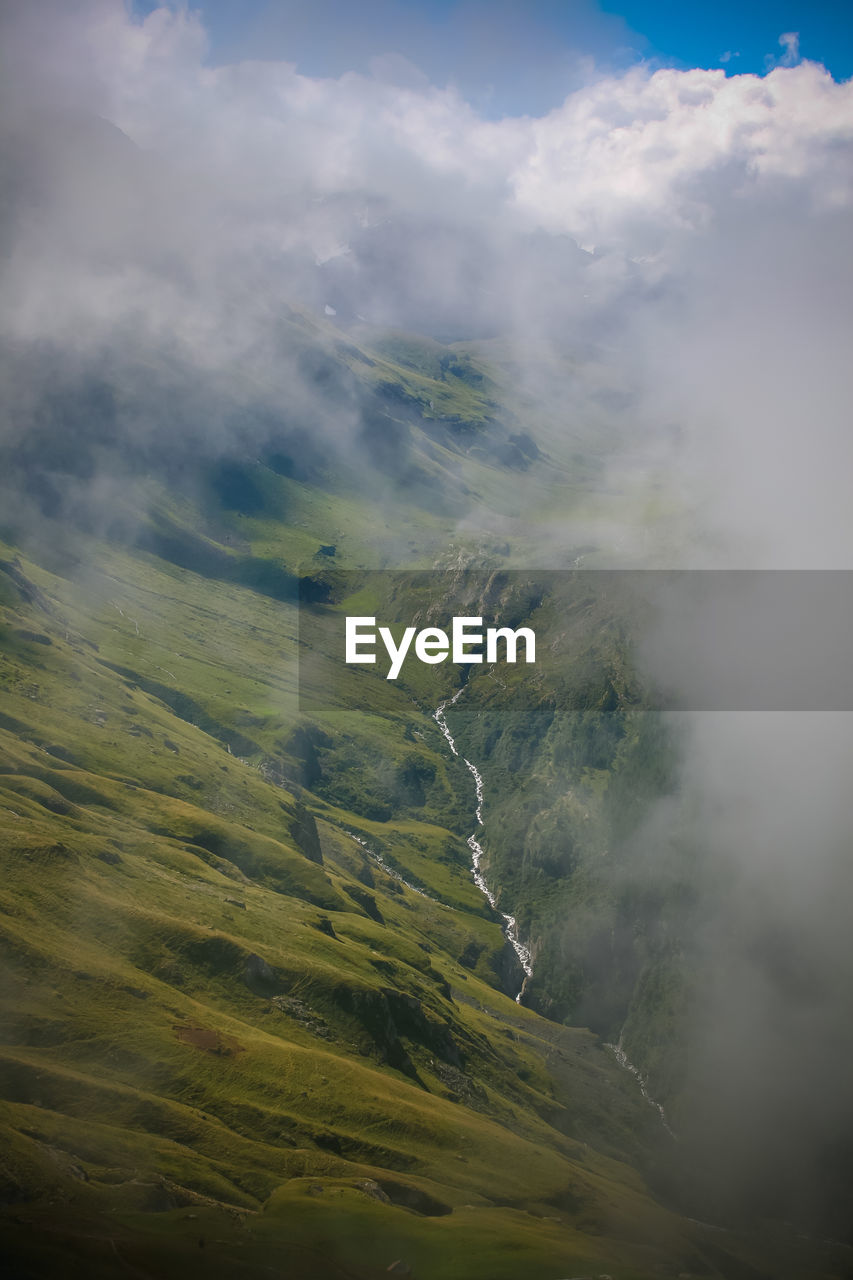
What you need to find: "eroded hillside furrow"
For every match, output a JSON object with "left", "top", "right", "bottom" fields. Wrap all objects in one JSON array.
[{"left": 434, "top": 690, "right": 533, "bottom": 1001}]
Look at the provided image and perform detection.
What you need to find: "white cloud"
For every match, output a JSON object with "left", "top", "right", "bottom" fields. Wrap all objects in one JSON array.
[
  {"left": 8, "top": 4, "right": 849, "bottom": 261},
  {"left": 779, "top": 30, "right": 801, "bottom": 67},
  {"left": 2, "top": 1, "right": 853, "bottom": 564},
  {"left": 3, "top": 3, "right": 853, "bottom": 1221}
]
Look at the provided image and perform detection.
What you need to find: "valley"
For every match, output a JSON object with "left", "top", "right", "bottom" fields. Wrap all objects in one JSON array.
[{"left": 0, "top": 322, "right": 848, "bottom": 1279}]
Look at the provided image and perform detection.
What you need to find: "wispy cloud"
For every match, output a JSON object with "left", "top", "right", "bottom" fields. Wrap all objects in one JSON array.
[{"left": 3, "top": 0, "right": 853, "bottom": 1233}]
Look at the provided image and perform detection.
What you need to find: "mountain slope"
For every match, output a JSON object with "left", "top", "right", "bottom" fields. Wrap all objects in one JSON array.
[{"left": 0, "top": 330, "right": 846, "bottom": 1279}]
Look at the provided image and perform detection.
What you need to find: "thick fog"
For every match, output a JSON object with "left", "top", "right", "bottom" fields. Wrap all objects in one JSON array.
[
  {"left": 3, "top": 0, "right": 853, "bottom": 1233},
  {"left": 3, "top": 1, "right": 852, "bottom": 543}
]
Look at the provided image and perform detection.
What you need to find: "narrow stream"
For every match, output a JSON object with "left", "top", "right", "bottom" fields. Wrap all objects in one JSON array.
[
  {"left": 434, "top": 689, "right": 533, "bottom": 1002},
  {"left": 345, "top": 830, "right": 434, "bottom": 900},
  {"left": 606, "top": 1027, "right": 676, "bottom": 1138},
  {"left": 434, "top": 690, "right": 674, "bottom": 1132}
]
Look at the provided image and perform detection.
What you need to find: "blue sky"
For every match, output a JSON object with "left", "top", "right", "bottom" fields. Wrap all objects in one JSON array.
[
  {"left": 602, "top": 1, "right": 853, "bottom": 77},
  {"left": 135, "top": 1, "right": 851, "bottom": 116}
]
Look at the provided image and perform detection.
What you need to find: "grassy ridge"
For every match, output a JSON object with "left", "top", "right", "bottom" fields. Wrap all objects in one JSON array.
[
  {"left": 0, "top": 537, "right": 676, "bottom": 1277},
  {"left": 3, "top": 532, "right": 835, "bottom": 1278},
  {"left": 0, "top": 324, "right": 844, "bottom": 1276}
]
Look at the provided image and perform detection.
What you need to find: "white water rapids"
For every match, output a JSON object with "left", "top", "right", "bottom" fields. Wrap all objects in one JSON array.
[
  {"left": 343, "top": 687, "right": 671, "bottom": 1131},
  {"left": 606, "top": 1028, "right": 675, "bottom": 1138},
  {"left": 433, "top": 689, "right": 673, "bottom": 1132},
  {"left": 434, "top": 688, "right": 533, "bottom": 1002}
]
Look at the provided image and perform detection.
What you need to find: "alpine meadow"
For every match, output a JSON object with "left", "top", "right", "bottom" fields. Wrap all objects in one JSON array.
[{"left": 2, "top": 3, "right": 853, "bottom": 1278}]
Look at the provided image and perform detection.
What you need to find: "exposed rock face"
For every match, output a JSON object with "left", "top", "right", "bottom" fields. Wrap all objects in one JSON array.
[
  {"left": 345, "top": 884, "right": 384, "bottom": 922},
  {"left": 358, "top": 1178, "right": 390, "bottom": 1203},
  {"left": 491, "top": 938, "right": 525, "bottom": 1000},
  {"left": 243, "top": 952, "right": 277, "bottom": 991},
  {"left": 333, "top": 985, "right": 465, "bottom": 1083},
  {"left": 271, "top": 994, "right": 333, "bottom": 1040},
  {"left": 377, "top": 1180, "right": 451, "bottom": 1217},
  {"left": 279, "top": 725, "right": 329, "bottom": 788},
  {"left": 287, "top": 802, "right": 324, "bottom": 864}
]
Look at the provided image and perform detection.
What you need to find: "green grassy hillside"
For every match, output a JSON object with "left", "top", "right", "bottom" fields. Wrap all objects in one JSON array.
[{"left": 0, "top": 330, "right": 845, "bottom": 1279}]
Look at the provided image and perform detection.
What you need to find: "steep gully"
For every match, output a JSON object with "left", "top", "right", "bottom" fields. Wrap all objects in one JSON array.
[
  {"left": 342, "top": 682, "right": 669, "bottom": 1127},
  {"left": 433, "top": 687, "right": 673, "bottom": 1134},
  {"left": 345, "top": 829, "right": 433, "bottom": 901},
  {"left": 433, "top": 688, "right": 533, "bottom": 1003}
]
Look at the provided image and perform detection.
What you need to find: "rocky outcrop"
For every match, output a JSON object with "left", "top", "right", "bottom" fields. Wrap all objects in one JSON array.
[
  {"left": 333, "top": 985, "right": 465, "bottom": 1084},
  {"left": 286, "top": 801, "right": 324, "bottom": 865}
]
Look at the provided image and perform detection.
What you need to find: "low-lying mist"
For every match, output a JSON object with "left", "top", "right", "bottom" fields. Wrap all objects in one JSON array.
[{"left": 3, "top": 0, "right": 853, "bottom": 1237}]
